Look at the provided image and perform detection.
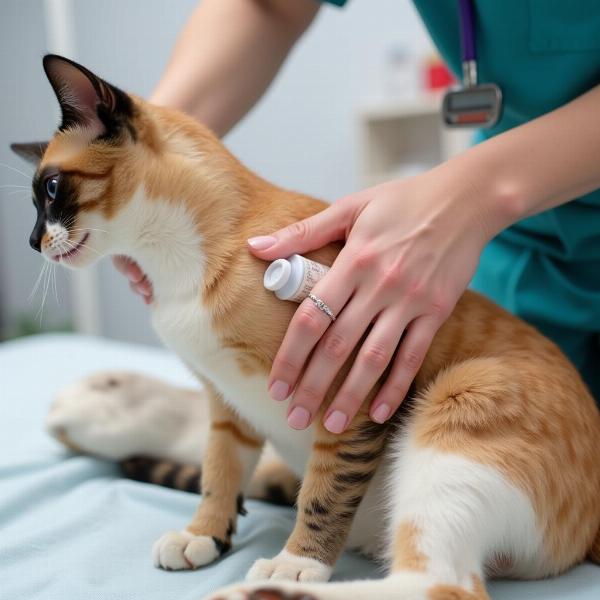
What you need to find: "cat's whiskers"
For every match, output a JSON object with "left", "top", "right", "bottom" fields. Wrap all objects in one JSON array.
[
  {"left": 0, "top": 161, "right": 31, "bottom": 180},
  {"left": 6, "top": 190, "right": 31, "bottom": 200},
  {"left": 36, "top": 260, "right": 53, "bottom": 323},
  {"left": 51, "top": 263, "right": 59, "bottom": 304},
  {"left": 29, "top": 260, "right": 49, "bottom": 303},
  {"left": 63, "top": 237, "right": 102, "bottom": 258},
  {"left": 71, "top": 227, "right": 108, "bottom": 234}
]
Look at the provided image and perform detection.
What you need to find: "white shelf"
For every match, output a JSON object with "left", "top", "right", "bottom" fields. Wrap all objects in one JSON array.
[
  {"left": 356, "top": 93, "right": 472, "bottom": 188},
  {"left": 358, "top": 93, "right": 443, "bottom": 120}
]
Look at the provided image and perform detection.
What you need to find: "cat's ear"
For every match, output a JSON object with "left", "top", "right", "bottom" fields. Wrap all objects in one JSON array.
[
  {"left": 42, "top": 54, "right": 134, "bottom": 138},
  {"left": 10, "top": 141, "right": 49, "bottom": 166}
]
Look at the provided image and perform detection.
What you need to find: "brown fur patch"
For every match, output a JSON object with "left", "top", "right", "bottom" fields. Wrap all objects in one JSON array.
[
  {"left": 212, "top": 420, "right": 263, "bottom": 448},
  {"left": 590, "top": 528, "right": 600, "bottom": 564},
  {"left": 427, "top": 575, "right": 490, "bottom": 600},
  {"left": 392, "top": 521, "right": 427, "bottom": 572},
  {"left": 312, "top": 440, "right": 343, "bottom": 453}
]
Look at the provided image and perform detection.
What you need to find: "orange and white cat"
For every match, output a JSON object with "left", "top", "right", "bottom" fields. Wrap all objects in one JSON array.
[{"left": 13, "top": 55, "right": 600, "bottom": 600}]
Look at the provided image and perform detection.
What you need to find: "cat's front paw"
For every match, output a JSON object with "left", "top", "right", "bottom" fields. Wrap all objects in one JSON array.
[
  {"left": 246, "top": 550, "right": 331, "bottom": 583},
  {"left": 152, "top": 530, "right": 220, "bottom": 570}
]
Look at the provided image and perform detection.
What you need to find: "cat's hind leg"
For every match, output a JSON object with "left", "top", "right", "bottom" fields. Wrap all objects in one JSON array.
[
  {"left": 208, "top": 358, "right": 547, "bottom": 600},
  {"left": 206, "top": 441, "right": 521, "bottom": 600}
]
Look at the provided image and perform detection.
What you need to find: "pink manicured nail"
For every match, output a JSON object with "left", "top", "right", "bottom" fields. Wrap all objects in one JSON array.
[
  {"left": 288, "top": 406, "right": 310, "bottom": 430},
  {"left": 372, "top": 404, "right": 391, "bottom": 424},
  {"left": 269, "top": 380, "right": 289, "bottom": 401},
  {"left": 324, "top": 410, "right": 347, "bottom": 434},
  {"left": 247, "top": 236, "right": 276, "bottom": 250}
]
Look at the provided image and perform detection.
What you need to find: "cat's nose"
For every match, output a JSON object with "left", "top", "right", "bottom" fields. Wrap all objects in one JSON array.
[{"left": 30, "top": 229, "right": 42, "bottom": 252}]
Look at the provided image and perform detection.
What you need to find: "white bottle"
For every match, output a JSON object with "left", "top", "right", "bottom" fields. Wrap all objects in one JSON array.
[{"left": 263, "top": 254, "right": 329, "bottom": 302}]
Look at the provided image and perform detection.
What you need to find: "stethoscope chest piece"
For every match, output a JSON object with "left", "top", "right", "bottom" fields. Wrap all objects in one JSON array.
[
  {"left": 442, "top": 82, "right": 502, "bottom": 128},
  {"left": 443, "top": 0, "right": 503, "bottom": 128}
]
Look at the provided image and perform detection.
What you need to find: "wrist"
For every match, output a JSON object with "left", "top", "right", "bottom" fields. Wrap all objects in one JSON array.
[{"left": 436, "top": 148, "right": 528, "bottom": 244}]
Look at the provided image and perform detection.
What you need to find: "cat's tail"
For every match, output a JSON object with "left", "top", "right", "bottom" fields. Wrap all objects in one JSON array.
[
  {"left": 590, "top": 527, "right": 600, "bottom": 564},
  {"left": 119, "top": 454, "right": 299, "bottom": 507},
  {"left": 120, "top": 456, "right": 201, "bottom": 493}
]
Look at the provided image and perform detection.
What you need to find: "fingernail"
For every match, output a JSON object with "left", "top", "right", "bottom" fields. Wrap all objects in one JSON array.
[
  {"left": 372, "top": 404, "right": 390, "bottom": 424},
  {"left": 288, "top": 406, "right": 310, "bottom": 430},
  {"left": 324, "top": 410, "right": 347, "bottom": 434},
  {"left": 269, "top": 380, "right": 289, "bottom": 401},
  {"left": 247, "top": 236, "right": 276, "bottom": 250}
]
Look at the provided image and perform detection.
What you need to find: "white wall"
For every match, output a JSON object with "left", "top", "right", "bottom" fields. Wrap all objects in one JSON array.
[
  {"left": 0, "top": 0, "right": 73, "bottom": 339},
  {"left": 0, "top": 0, "right": 433, "bottom": 345}
]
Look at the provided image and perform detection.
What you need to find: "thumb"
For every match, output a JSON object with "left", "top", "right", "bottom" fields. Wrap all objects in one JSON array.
[{"left": 247, "top": 199, "right": 353, "bottom": 260}]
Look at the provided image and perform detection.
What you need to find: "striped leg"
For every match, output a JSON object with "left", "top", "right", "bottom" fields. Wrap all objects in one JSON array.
[
  {"left": 121, "top": 447, "right": 299, "bottom": 506},
  {"left": 245, "top": 415, "right": 389, "bottom": 583},
  {"left": 153, "top": 385, "right": 264, "bottom": 570}
]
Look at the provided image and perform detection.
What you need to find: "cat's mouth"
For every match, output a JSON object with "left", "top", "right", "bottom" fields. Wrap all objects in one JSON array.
[{"left": 51, "top": 231, "right": 90, "bottom": 262}]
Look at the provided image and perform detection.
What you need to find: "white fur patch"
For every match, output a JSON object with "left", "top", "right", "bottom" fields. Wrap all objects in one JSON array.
[
  {"left": 152, "top": 530, "right": 219, "bottom": 570},
  {"left": 386, "top": 434, "right": 545, "bottom": 582},
  {"left": 42, "top": 221, "right": 70, "bottom": 256},
  {"left": 246, "top": 549, "right": 332, "bottom": 583}
]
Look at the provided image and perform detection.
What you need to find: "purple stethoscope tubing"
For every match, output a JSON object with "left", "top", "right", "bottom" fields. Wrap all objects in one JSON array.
[
  {"left": 444, "top": 0, "right": 503, "bottom": 127},
  {"left": 458, "top": 0, "right": 476, "bottom": 62}
]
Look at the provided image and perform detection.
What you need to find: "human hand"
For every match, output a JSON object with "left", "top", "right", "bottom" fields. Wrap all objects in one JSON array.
[
  {"left": 112, "top": 256, "right": 153, "bottom": 304},
  {"left": 248, "top": 169, "right": 493, "bottom": 433}
]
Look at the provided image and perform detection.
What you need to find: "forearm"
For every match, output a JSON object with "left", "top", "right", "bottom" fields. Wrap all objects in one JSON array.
[
  {"left": 441, "top": 84, "right": 600, "bottom": 240},
  {"left": 150, "top": 0, "right": 319, "bottom": 136}
]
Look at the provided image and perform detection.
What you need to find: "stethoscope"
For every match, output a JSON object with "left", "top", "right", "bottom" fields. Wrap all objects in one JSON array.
[{"left": 442, "top": 0, "right": 503, "bottom": 128}]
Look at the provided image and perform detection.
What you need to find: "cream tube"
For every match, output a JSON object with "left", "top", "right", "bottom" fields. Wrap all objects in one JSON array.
[{"left": 263, "top": 254, "right": 330, "bottom": 302}]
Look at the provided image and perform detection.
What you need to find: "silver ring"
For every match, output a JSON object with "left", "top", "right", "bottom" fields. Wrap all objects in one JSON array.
[{"left": 308, "top": 293, "right": 336, "bottom": 322}]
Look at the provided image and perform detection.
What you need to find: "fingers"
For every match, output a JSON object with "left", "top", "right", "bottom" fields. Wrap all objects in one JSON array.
[
  {"left": 247, "top": 199, "right": 355, "bottom": 260},
  {"left": 113, "top": 255, "right": 143, "bottom": 282},
  {"left": 268, "top": 265, "right": 355, "bottom": 413},
  {"left": 129, "top": 280, "right": 153, "bottom": 304},
  {"left": 369, "top": 315, "right": 441, "bottom": 423},
  {"left": 113, "top": 255, "right": 153, "bottom": 303},
  {"left": 286, "top": 293, "right": 377, "bottom": 432},
  {"left": 322, "top": 308, "right": 407, "bottom": 432}
]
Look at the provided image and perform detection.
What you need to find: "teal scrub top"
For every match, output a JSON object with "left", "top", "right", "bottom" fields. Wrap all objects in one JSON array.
[
  {"left": 415, "top": 0, "right": 600, "bottom": 400},
  {"left": 322, "top": 0, "right": 600, "bottom": 400}
]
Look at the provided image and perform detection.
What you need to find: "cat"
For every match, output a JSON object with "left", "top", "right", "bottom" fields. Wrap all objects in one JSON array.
[
  {"left": 47, "top": 370, "right": 299, "bottom": 505},
  {"left": 12, "top": 54, "right": 600, "bottom": 600}
]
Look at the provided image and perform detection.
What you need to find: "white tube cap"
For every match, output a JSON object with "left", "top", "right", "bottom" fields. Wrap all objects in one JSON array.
[{"left": 264, "top": 259, "right": 292, "bottom": 292}]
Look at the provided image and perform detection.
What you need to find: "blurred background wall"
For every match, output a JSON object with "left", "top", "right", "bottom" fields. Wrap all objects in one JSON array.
[{"left": 0, "top": 0, "right": 434, "bottom": 346}]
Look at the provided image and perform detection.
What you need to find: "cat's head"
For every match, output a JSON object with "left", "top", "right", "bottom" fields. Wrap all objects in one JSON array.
[{"left": 11, "top": 55, "right": 154, "bottom": 269}]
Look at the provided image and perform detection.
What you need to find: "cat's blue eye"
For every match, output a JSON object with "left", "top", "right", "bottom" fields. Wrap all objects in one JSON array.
[{"left": 46, "top": 176, "right": 59, "bottom": 201}]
